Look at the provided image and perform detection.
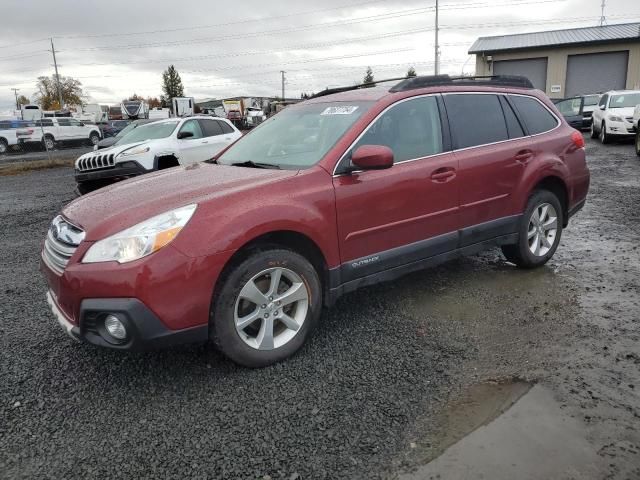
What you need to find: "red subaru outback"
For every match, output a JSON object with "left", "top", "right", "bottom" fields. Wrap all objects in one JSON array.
[{"left": 42, "top": 75, "right": 590, "bottom": 367}]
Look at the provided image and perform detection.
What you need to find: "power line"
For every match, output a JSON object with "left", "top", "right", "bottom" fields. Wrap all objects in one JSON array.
[{"left": 0, "top": 37, "right": 49, "bottom": 50}]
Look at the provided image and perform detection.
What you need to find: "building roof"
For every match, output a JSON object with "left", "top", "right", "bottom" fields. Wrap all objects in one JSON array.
[{"left": 469, "top": 22, "right": 640, "bottom": 54}]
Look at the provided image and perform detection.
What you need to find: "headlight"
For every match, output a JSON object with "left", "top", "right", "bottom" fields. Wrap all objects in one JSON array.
[
  {"left": 608, "top": 115, "right": 623, "bottom": 122},
  {"left": 83, "top": 204, "right": 197, "bottom": 264},
  {"left": 118, "top": 145, "right": 150, "bottom": 157}
]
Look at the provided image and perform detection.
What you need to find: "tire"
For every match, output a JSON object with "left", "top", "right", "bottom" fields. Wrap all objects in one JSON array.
[
  {"left": 0, "top": 139, "right": 7, "bottom": 154},
  {"left": 501, "top": 190, "right": 563, "bottom": 269},
  {"left": 89, "top": 132, "right": 100, "bottom": 146},
  {"left": 590, "top": 121, "right": 598, "bottom": 139},
  {"left": 211, "top": 248, "right": 322, "bottom": 368},
  {"left": 599, "top": 121, "right": 609, "bottom": 144},
  {"left": 43, "top": 135, "right": 55, "bottom": 150},
  {"left": 635, "top": 128, "right": 640, "bottom": 157}
]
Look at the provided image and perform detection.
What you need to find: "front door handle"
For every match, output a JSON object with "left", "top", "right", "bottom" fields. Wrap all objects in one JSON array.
[
  {"left": 430, "top": 167, "right": 456, "bottom": 183},
  {"left": 515, "top": 150, "right": 534, "bottom": 163},
  {"left": 202, "top": 140, "right": 209, "bottom": 144}
]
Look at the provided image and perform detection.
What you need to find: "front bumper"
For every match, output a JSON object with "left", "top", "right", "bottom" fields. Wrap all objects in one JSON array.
[
  {"left": 606, "top": 120, "right": 635, "bottom": 136},
  {"left": 46, "top": 291, "right": 208, "bottom": 350},
  {"left": 75, "top": 160, "right": 149, "bottom": 184}
]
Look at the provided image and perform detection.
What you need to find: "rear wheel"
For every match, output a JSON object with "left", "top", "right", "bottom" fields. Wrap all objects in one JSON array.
[
  {"left": 502, "top": 190, "right": 563, "bottom": 269},
  {"left": 0, "top": 139, "right": 7, "bottom": 154},
  {"left": 599, "top": 121, "right": 609, "bottom": 144},
  {"left": 211, "top": 248, "right": 322, "bottom": 367},
  {"left": 43, "top": 135, "right": 55, "bottom": 150}
]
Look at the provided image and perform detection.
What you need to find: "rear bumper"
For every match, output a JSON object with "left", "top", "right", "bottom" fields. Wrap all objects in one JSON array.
[{"left": 46, "top": 291, "right": 208, "bottom": 350}]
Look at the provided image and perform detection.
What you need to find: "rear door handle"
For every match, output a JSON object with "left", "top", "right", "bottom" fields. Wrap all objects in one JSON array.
[
  {"left": 430, "top": 167, "right": 456, "bottom": 182},
  {"left": 515, "top": 150, "right": 534, "bottom": 163}
]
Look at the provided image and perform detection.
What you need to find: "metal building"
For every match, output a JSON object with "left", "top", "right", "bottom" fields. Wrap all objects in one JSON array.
[{"left": 470, "top": 22, "right": 640, "bottom": 98}]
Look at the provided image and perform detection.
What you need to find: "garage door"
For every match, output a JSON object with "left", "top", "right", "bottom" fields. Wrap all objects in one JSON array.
[
  {"left": 493, "top": 58, "right": 548, "bottom": 91},
  {"left": 565, "top": 51, "right": 628, "bottom": 97}
]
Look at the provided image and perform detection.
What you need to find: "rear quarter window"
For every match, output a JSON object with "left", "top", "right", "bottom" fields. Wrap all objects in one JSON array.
[{"left": 509, "top": 95, "right": 558, "bottom": 135}]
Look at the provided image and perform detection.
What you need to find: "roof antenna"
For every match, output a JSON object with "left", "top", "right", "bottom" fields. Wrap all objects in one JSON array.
[{"left": 599, "top": 0, "right": 607, "bottom": 26}]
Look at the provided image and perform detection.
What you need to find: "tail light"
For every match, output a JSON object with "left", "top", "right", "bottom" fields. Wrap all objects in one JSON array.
[
  {"left": 571, "top": 130, "right": 585, "bottom": 149},
  {"left": 17, "top": 128, "right": 34, "bottom": 136}
]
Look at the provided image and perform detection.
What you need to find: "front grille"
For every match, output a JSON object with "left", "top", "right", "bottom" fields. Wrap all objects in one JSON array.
[
  {"left": 77, "top": 153, "right": 116, "bottom": 172},
  {"left": 583, "top": 112, "right": 592, "bottom": 118},
  {"left": 42, "top": 216, "right": 85, "bottom": 275}
]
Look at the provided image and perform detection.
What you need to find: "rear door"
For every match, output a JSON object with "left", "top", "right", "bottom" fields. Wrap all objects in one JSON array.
[
  {"left": 445, "top": 93, "right": 530, "bottom": 245},
  {"left": 333, "top": 95, "right": 460, "bottom": 282},
  {"left": 198, "top": 118, "right": 229, "bottom": 158},
  {"left": 176, "top": 119, "right": 207, "bottom": 164}
]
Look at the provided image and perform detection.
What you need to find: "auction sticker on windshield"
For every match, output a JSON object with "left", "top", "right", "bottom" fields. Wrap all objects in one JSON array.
[{"left": 321, "top": 106, "right": 359, "bottom": 115}]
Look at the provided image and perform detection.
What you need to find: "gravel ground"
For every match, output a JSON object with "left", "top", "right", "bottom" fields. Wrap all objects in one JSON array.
[
  {"left": 0, "top": 145, "right": 92, "bottom": 165},
  {"left": 1, "top": 137, "right": 639, "bottom": 479}
]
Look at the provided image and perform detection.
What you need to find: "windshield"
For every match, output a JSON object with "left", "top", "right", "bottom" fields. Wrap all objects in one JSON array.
[
  {"left": 116, "top": 121, "right": 178, "bottom": 144},
  {"left": 217, "top": 101, "right": 372, "bottom": 169},
  {"left": 115, "top": 122, "right": 139, "bottom": 139},
  {"left": 583, "top": 95, "right": 600, "bottom": 106},
  {"left": 609, "top": 93, "right": 640, "bottom": 109}
]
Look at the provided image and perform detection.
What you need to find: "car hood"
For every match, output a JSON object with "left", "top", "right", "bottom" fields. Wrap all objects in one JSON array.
[
  {"left": 63, "top": 162, "right": 298, "bottom": 241},
  {"left": 608, "top": 107, "right": 635, "bottom": 116},
  {"left": 79, "top": 141, "right": 148, "bottom": 161}
]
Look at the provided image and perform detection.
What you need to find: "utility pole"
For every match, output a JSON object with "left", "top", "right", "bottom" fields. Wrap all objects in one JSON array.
[
  {"left": 280, "top": 71, "right": 286, "bottom": 101},
  {"left": 599, "top": 0, "right": 607, "bottom": 26},
  {"left": 50, "top": 38, "right": 64, "bottom": 110},
  {"left": 11, "top": 88, "right": 20, "bottom": 110},
  {"left": 434, "top": 0, "right": 440, "bottom": 75}
]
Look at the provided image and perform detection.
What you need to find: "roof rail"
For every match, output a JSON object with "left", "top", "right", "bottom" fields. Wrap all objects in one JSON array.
[
  {"left": 389, "top": 75, "right": 534, "bottom": 92},
  {"left": 309, "top": 76, "right": 409, "bottom": 99}
]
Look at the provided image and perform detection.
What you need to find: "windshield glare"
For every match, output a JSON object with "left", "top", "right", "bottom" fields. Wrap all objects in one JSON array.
[
  {"left": 117, "top": 121, "right": 178, "bottom": 144},
  {"left": 217, "top": 101, "right": 372, "bottom": 169},
  {"left": 610, "top": 93, "right": 640, "bottom": 108},
  {"left": 583, "top": 95, "right": 600, "bottom": 106}
]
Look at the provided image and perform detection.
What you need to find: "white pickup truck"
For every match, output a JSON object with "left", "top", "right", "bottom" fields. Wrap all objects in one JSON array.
[
  {"left": 17, "top": 117, "right": 102, "bottom": 150},
  {"left": 0, "top": 121, "right": 21, "bottom": 154}
]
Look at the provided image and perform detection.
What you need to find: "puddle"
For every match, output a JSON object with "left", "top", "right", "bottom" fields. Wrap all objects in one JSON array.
[{"left": 401, "top": 383, "right": 605, "bottom": 480}]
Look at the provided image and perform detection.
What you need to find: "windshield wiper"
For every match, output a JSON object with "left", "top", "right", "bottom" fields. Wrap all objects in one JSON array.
[{"left": 229, "top": 160, "right": 281, "bottom": 169}]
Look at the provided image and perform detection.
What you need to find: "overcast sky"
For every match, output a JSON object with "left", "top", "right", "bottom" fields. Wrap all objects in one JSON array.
[{"left": 0, "top": 0, "right": 636, "bottom": 111}]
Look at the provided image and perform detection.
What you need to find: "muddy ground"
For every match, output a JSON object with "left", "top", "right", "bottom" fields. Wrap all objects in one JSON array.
[{"left": 0, "top": 136, "right": 638, "bottom": 479}]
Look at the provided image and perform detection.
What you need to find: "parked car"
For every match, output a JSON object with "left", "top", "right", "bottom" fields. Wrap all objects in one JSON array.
[
  {"left": 74, "top": 116, "right": 242, "bottom": 193},
  {"left": 95, "top": 119, "right": 153, "bottom": 150},
  {"left": 42, "top": 75, "right": 589, "bottom": 367},
  {"left": 634, "top": 104, "right": 640, "bottom": 156},
  {"left": 98, "top": 120, "right": 131, "bottom": 138},
  {"left": 590, "top": 90, "right": 640, "bottom": 143},
  {"left": 16, "top": 117, "right": 102, "bottom": 150},
  {"left": 553, "top": 94, "right": 600, "bottom": 130},
  {"left": 0, "top": 120, "right": 29, "bottom": 153}
]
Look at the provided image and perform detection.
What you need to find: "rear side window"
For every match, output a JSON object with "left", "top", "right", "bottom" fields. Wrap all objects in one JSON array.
[
  {"left": 57, "top": 119, "right": 70, "bottom": 126},
  {"left": 510, "top": 96, "right": 558, "bottom": 135},
  {"left": 445, "top": 94, "right": 508, "bottom": 149},
  {"left": 499, "top": 97, "right": 525, "bottom": 139},
  {"left": 351, "top": 96, "right": 443, "bottom": 163},
  {"left": 35, "top": 119, "right": 54, "bottom": 127},
  {"left": 199, "top": 119, "right": 223, "bottom": 137},
  {"left": 217, "top": 120, "right": 235, "bottom": 134}
]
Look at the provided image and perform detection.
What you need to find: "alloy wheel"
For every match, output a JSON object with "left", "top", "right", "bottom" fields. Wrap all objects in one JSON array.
[
  {"left": 0, "top": 141, "right": 7, "bottom": 154},
  {"left": 600, "top": 123, "right": 606, "bottom": 143},
  {"left": 44, "top": 137, "right": 54, "bottom": 150},
  {"left": 234, "top": 267, "right": 309, "bottom": 350},
  {"left": 527, "top": 203, "right": 558, "bottom": 257}
]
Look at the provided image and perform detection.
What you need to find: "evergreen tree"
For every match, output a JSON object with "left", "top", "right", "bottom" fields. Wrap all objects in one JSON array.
[
  {"left": 407, "top": 67, "right": 417, "bottom": 77},
  {"left": 161, "top": 65, "right": 185, "bottom": 109},
  {"left": 363, "top": 66, "right": 374, "bottom": 84}
]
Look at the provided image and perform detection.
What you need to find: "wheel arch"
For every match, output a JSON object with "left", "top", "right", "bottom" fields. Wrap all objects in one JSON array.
[
  {"left": 531, "top": 175, "right": 569, "bottom": 227},
  {"left": 214, "top": 230, "right": 331, "bottom": 307}
]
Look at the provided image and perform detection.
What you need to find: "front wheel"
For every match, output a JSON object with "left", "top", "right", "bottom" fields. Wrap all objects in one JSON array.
[
  {"left": 0, "top": 139, "right": 8, "bottom": 154},
  {"left": 635, "top": 128, "right": 640, "bottom": 157},
  {"left": 89, "top": 132, "right": 100, "bottom": 146},
  {"left": 600, "top": 122, "right": 610, "bottom": 144},
  {"left": 502, "top": 190, "right": 563, "bottom": 269},
  {"left": 43, "top": 135, "right": 55, "bottom": 151},
  {"left": 590, "top": 121, "right": 598, "bottom": 139},
  {"left": 211, "top": 248, "right": 322, "bottom": 367}
]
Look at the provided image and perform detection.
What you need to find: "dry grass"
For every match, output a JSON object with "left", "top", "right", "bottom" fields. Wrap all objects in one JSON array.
[{"left": 0, "top": 158, "right": 74, "bottom": 176}]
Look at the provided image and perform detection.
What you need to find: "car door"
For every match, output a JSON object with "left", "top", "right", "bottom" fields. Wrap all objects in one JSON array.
[
  {"left": 593, "top": 94, "right": 608, "bottom": 130},
  {"left": 54, "top": 118, "right": 70, "bottom": 140},
  {"left": 333, "top": 95, "right": 460, "bottom": 283},
  {"left": 198, "top": 118, "right": 230, "bottom": 158},
  {"left": 67, "top": 118, "right": 86, "bottom": 141},
  {"left": 445, "top": 93, "right": 530, "bottom": 245},
  {"left": 554, "top": 97, "right": 583, "bottom": 130},
  {"left": 176, "top": 119, "right": 207, "bottom": 164}
]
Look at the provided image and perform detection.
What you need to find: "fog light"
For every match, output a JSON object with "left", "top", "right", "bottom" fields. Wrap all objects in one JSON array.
[{"left": 104, "top": 315, "right": 127, "bottom": 340}]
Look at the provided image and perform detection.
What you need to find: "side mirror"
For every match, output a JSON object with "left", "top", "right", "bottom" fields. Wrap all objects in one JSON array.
[
  {"left": 177, "top": 131, "right": 194, "bottom": 139},
  {"left": 350, "top": 145, "right": 394, "bottom": 171},
  {"left": 599, "top": 105, "right": 605, "bottom": 110}
]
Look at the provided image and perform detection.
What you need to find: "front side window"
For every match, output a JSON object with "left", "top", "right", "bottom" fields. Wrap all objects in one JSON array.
[
  {"left": 350, "top": 96, "right": 443, "bottom": 163},
  {"left": 217, "top": 101, "right": 372, "bottom": 169},
  {"left": 117, "top": 121, "right": 179, "bottom": 144},
  {"left": 583, "top": 95, "right": 600, "bottom": 106},
  {"left": 609, "top": 93, "right": 640, "bottom": 109},
  {"left": 510, "top": 95, "right": 558, "bottom": 135},
  {"left": 599, "top": 94, "right": 608, "bottom": 108},
  {"left": 445, "top": 94, "right": 508, "bottom": 148},
  {"left": 179, "top": 120, "right": 203, "bottom": 139},
  {"left": 68, "top": 119, "right": 82, "bottom": 127}
]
